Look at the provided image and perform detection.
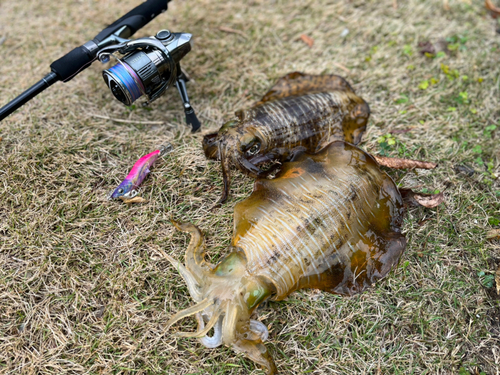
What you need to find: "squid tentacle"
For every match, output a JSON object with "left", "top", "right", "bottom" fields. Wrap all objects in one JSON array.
[
  {"left": 218, "top": 142, "right": 231, "bottom": 205},
  {"left": 235, "top": 155, "right": 271, "bottom": 179},
  {"left": 250, "top": 319, "right": 269, "bottom": 342},
  {"left": 171, "top": 219, "right": 214, "bottom": 280},
  {"left": 197, "top": 313, "right": 224, "bottom": 348},
  {"left": 222, "top": 303, "right": 240, "bottom": 345},
  {"left": 175, "top": 307, "right": 222, "bottom": 338},
  {"left": 162, "top": 252, "right": 202, "bottom": 301},
  {"left": 166, "top": 298, "right": 214, "bottom": 330}
]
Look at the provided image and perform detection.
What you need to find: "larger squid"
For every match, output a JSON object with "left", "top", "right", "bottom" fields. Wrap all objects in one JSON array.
[
  {"left": 165, "top": 141, "right": 406, "bottom": 374},
  {"left": 203, "top": 72, "right": 370, "bottom": 204}
]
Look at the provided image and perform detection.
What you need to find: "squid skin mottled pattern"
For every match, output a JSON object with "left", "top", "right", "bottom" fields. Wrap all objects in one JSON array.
[
  {"left": 233, "top": 141, "right": 406, "bottom": 299},
  {"left": 166, "top": 141, "right": 406, "bottom": 374},
  {"left": 240, "top": 91, "right": 361, "bottom": 151},
  {"left": 202, "top": 72, "right": 370, "bottom": 203}
]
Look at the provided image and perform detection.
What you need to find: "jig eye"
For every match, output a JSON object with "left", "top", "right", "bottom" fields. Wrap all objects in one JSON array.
[
  {"left": 246, "top": 143, "right": 261, "bottom": 157},
  {"left": 118, "top": 188, "right": 124, "bottom": 194},
  {"left": 130, "top": 190, "right": 138, "bottom": 198}
]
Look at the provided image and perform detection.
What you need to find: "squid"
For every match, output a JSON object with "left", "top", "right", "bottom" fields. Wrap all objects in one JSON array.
[
  {"left": 165, "top": 141, "right": 406, "bottom": 374},
  {"left": 202, "top": 72, "right": 370, "bottom": 204}
]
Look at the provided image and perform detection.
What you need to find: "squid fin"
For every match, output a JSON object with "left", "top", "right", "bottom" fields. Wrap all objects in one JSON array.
[
  {"left": 256, "top": 72, "right": 355, "bottom": 105},
  {"left": 296, "top": 231, "right": 406, "bottom": 296}
]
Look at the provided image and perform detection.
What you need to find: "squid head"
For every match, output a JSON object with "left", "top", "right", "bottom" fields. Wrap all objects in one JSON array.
[
  {"left": 165, "top": 221, "right": 278, "bottom": 374},
  {"left": 203, "top": 119, "right": 282, "bottom": 204}
]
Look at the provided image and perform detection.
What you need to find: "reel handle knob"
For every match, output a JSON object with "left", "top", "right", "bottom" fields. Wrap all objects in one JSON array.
[{"left": 184, "top": 105, "right": 201, "bottom": 133}]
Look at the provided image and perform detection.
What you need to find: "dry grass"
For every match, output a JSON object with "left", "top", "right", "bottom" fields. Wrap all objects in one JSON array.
[{"left": 1, "top": 0, "right": 499, "bottom": 374}]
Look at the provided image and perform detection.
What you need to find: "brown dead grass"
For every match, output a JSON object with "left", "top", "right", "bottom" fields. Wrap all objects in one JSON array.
[{"left": 0, "top": 0, "right": 499, "bottom": 374}]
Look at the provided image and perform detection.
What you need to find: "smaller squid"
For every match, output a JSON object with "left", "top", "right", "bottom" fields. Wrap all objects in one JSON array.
[
  {"left": 202, "top": 72, "right": 370, "bottom": 204},
  {"left": 165, "top": 141, "right": 406, "bottom": 374}
]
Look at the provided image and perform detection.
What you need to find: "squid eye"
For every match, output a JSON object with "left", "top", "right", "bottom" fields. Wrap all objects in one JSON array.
[{"left": 246, "top": 143, "right": 261, "bottom": 156}]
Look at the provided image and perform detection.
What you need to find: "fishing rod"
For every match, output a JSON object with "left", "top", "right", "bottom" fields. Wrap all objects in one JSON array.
[{"left": 0, "top": 0, "right": 201, "bottom": 132}]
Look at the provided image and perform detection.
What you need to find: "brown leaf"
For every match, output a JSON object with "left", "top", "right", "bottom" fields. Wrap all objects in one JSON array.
[
  {"left": 374, "top": 155, "right": 438, "bottom": 170},
  {"left": 486, "top": 0, "right": 500, "bottom": 18},
  {"left": 418, "top": 41, "right": 436, "bottom": 56},
  {"left": 120, "top": 196, "right": 147, "bottom": 204},
  {"left": 486, "top": 229, "right": 500, "bottom": 240},
  {"left": 454, "top": 164, "right": 475, "bottom": 177},
  {"left": 300, "top": 34, "right": 314, "bottom": 48},
  {"left": 400, "top": 189, "right": 445, "bottom": 208}
]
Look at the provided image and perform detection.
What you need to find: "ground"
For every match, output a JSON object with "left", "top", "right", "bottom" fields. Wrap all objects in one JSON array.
[{"left": 0, "top": 0, "right": 499, "bottom": 374}]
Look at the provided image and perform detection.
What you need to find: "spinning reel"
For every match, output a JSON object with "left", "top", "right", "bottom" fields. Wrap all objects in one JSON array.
[
  {"left": 0, "top": 0, "right": 200, "bottom": 132},
  {"left": 98, "top": 29, "right": 199, "bottom": 130}
]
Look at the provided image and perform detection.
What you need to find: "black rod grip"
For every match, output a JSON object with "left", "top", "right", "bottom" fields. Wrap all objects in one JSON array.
[
  {"left": 51, "top": 0, "right": 170, "bottom": 82},
  {"left": 0, "top": 72, "right": 59, "bottom": 121},
  {"left": 93, "top": 0, "right": 170, "bottom": 43},
  {"left": 50, "top": 46, "right": 95, "bottom": 82}
]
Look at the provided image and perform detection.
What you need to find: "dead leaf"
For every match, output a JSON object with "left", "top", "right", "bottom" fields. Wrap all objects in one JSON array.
[
  {"left": 454, "top": 164, "right": 475, "bottom": 177},
  {"left": 486, "top": 0, "right": 500, "bottom": 18},
  {"left": 418, "top": 41, "right": 436, "bottom": 55},
  {"left": 486, "top": 229, "right": 500, "bottom": 240},
  {"left": 218, "top": 26, "right": 247, "bottom": 39},
  {"left": 120, "top": 196, "right": 147, "bottom": 204},
  {"left": 300, "top": 34, "right": 314, "bottom": 48},
  {"left": 496, "top": 264, "right": 500, "bottom": 295},
  {"left": 418, "top": 39, "right": 449, "bottom": 56},
  {"left": 400, "top": 189, "right": 445, "bottom": 208},
  {"left": 374, "top": 155, "right": 438, "bottom": 170}
]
